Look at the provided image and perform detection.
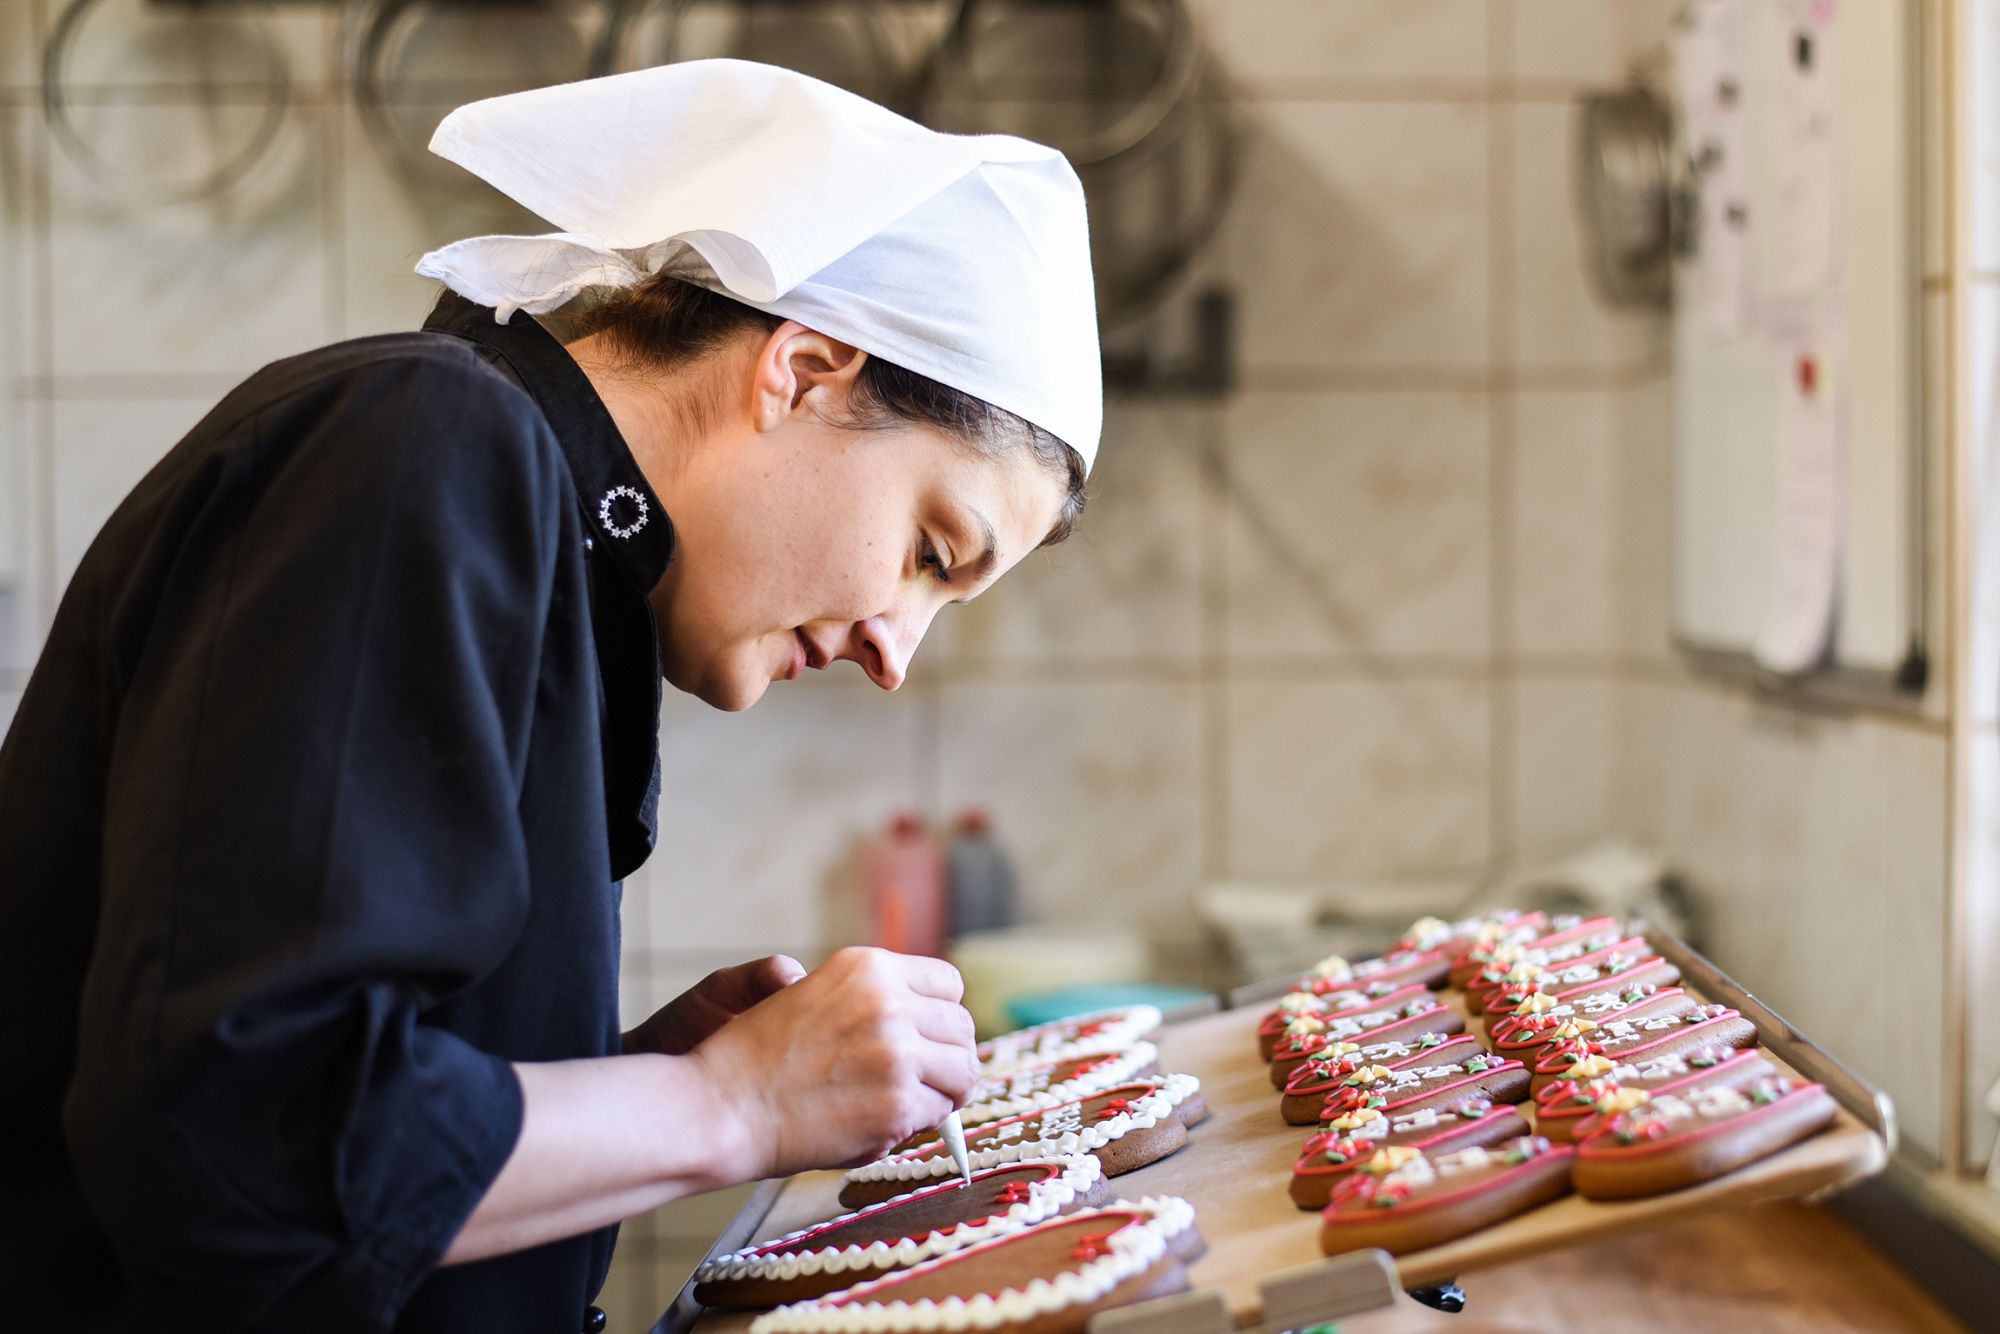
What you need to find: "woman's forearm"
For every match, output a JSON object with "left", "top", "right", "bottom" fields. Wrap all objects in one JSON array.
[{"left": 441, "top": 1052, "right": 754, "bottom": 1266}]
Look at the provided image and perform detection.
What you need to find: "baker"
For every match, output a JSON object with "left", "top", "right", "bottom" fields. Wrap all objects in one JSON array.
[{"left": 0, "top": 60, "right": 1099, "bottom": 1333}]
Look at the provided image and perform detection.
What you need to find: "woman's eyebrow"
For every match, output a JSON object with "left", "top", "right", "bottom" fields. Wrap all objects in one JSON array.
[{"left": 954, "top": 506, "right": 1000, "bottom": 602}]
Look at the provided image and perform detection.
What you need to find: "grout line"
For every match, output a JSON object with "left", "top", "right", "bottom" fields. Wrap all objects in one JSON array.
[
  {"left": 1941, "top": 0, "right": 1970, "bottom": 1177},
  {"left": 1198, "top": 400, "right": 1230, "bottom": 881},
  {"left": 1486, "top": 3, "right": 1518, "bottom": 869}
]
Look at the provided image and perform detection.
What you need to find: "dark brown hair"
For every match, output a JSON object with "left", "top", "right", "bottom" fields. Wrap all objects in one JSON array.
[{"left": 564, "top": 274, "right": 1088, "bottom": 547}]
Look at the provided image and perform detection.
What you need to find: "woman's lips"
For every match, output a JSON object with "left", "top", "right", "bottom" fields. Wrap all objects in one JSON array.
[{"left": 787, "top": 629, "right": 807, "bottom": 680}]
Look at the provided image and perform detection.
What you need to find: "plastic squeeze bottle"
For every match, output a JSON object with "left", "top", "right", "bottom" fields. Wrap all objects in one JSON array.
[
  {"left": 945, "top": 808, "right": 1018, "bottom": 938},
  {"left": 864, "top": 811, "right": 946, "bottom": 957}
]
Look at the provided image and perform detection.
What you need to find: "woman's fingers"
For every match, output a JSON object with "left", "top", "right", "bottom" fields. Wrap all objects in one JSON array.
[
  {"left": 909, "top": 995, "right": 977, "bottom": 1052},
  {"left": 888, "top": 952, "right": 965, "bottom": 1003},
  {"left": 911, "top": 1032, "right": 981, "bottom": 1105}
]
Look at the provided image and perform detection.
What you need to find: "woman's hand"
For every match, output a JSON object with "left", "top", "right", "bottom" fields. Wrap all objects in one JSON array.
[
  {"left": 622, "top": 955, "right": 807, "bottom": 1057},
  {"left": 691, "top": 946, "right": 979, "bottom": 1180}
]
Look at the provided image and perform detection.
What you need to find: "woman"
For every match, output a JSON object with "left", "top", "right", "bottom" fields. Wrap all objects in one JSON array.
[{"left": 0, "top": 61, "right": 1100, "bottom": 1333}]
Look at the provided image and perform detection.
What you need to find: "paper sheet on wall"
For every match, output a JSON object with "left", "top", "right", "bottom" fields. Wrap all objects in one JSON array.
[
  {"left": 1754, "top": 339, "right": 1845, "bottom": 675},
  {"left": 1770, "top": 0, "right": 1840, "bottom": 311},
  {"left": 1675, "top": 0, "right": 1755, "bottom": 334}
]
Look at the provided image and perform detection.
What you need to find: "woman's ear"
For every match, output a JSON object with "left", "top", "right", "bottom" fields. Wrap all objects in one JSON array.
[{"left": 751, "top": 321, "right": 869, "bottom": 430}]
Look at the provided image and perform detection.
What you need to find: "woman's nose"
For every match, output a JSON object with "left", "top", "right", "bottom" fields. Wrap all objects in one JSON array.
[{"left": 850, "top": 606, "right": 935, "bottom": 691}]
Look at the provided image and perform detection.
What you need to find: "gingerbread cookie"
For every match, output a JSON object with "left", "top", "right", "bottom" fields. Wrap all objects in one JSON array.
[
  {"left": 1256, "top": 982, "right": 1424, "bottom": 1061},
  {"left": 1572, "top": 1075, "right": 1838, "bottom": 1198},
  {"left": 1450, "top": 914, "right": 1613, "bottom": 991},
  {"left": 749, "top": 1197, "right": 1200, "bottom": 1334},
  {"left": 956, "top": 1043, "right": 1161, "bottom": 1129},
  {"left": 1490, "top": 985, "right": 1696, "bottom": 1060},
  {"left": 977, "top": 1006, "right": 1162, "bottom": 1075},
  {"left": 1400, "top": 909, "right": 1539, "bottom": 960},
  {"left": 1478, "top": 942, "right": 1682, "bottom": 1032},
  {"left": 1319, "top": 1138, "right": 1574, "bottom": 1256},
  {"left": 840, "top": 1077, "right": 1205, "bottom": 1209},
  {"left": 1460, "top": 918, "right": 1626, "bottom": 1010},
  {"left": 1266, "top": 987, "right": 1464, "bottom": 1088},
  {"left": 1443, "top": 912, "right": 1556, "bottom": 987},
  {"left": 1529, "top": 1001, "right": 1759, "bottom": 1096},
  {"left": 1299, "top": 1042, "right": 1530, "bottom": 1127},
  {"left": 696, "top": 1158, "right": 1109, "bottom": 1308},
  {"left": 1290, "top": 1104, "right": 1529, "bottom": 1209},
  {"left": 1544, "top": 1049, "right": 1778, "bottom": 1143},
  {"left": 1298, "top": 944, "right": 1451, "bottom": 996}
]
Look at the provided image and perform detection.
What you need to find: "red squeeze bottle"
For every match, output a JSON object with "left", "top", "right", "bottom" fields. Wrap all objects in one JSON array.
[{"left": 864, "top": 812, "right": 946, "bottom": 957}]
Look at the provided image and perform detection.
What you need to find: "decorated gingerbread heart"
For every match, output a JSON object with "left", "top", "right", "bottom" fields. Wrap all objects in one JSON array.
[
  {"left": 952, "top": 1043, "right": 1162, "bottom": 1130},
  {"left": 1289, "top": 1103, "right": 1530, "bottom": 1210},
  {"left": 1572, "top": 1075, "right": 1838, "bottom": 1198},
  {"left": 1256, "top": 979, "right": 1426, "bottom": 1060},
  {"left": 1267, "top": 987, "right": 1465, "bottom": 1087},
  {"left": 1444, "top": 912, "right": 1558, "bottom": 987},
  {"left": 1281, "top": 1033, "right": 1491, "bottom": 1117},
  {"left": 696, "top": 1157, "right": 1109, "bottom": 1308},
  {"left": 1319, "top": 1137, "right": 1574, "bottom": 1256},
  {"left": 1529, "top": 1001, "right": 1759, "bottom": 1096},
  {"left": 839, "top": 1077, "right": 1205, "bottom": 1209},
  {"left": 1545, "top": 1049, "right": 1778, "bottom": 1143},
  {"left": 977, "top": 1006, "right": 1162, "bottom": 1075},
  {"left": 749, "top": 1197, "right": 1201, "bottom": 1334},
  {"left": 1299, "top": 1043, "right": 1530, "bottom": 1127}
]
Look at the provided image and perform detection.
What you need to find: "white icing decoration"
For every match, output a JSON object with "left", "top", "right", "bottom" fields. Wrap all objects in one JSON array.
[
  {"left": 843, "top": 1075, "right": 1202, "bottom": 1188},
  {"left": 957, "top": 1043, "right": 1158, "bottom": 1126},
  {"left": 748, "top": 1197, "right": 1198, "bottom": 1334},
  {"left": 976, "top": 1006, "right": 1162, "bottom": 1076},
  {"left": 697, "top": 1157, "right": 1103, "bottom": 1287}
]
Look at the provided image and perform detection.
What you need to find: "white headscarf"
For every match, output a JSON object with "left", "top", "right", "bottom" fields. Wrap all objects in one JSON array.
[{"left": 414, "top": 59, "right": 1102, "bottom": 471}]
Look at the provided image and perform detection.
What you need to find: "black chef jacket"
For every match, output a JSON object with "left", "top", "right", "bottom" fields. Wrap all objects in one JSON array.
[{"left": 0, "top": 290, "right": 674, "bottom": 1333}]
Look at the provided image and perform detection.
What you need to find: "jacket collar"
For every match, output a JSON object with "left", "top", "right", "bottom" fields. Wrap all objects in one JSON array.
[{"left": 422, "top": 290, "right": 676, "bottom": 594}]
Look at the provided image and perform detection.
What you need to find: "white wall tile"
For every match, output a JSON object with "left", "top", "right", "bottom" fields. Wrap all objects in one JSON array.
[
  {"left": 49, "top": 396, "right": 211, "bottom": 593},
  {"left": 1227, "top": 101, "right": 1490, "bottom": 374},
  {"left": 930, "top": 400, "right": 1204, "bottom": 667},
  {"left": 1225, "top": 678, "right": 1490, "bottom": 883},
  {"left": 936, "top": 679, "right": 1205, "bottom": 941},
  {"left": 1508, "top": 0, "right": 1628, "bottom": 85},
  {"left": 1194, "top": 0, "right": 1489, "bottom": 90},
  {"left": 1511, "top": 389, "right": 1616, "bottom": 657},
  {"left": 43, "top": 0, "right": 326, "bottom": 92},
  {"left": 1221, "top": 390, "right": 1490, "bottom": 661},
  {"left": 2, "top": 0, "right": 41, "bottom": 89},
  {"left": 1509, "top": 101, "right": 1668, "bottom": 371},
  {"left": 1876, "top": 723, "right": 1947, "bottom": 1163},
  {"left": 648, "top": 676, "right": 923, "bottom": 958},
  {"left": 48, "top": 102, "right": 329, "bottom": 377},
  {"left": 1510, "top": 675, "right": 1614, "bottom": 862}
]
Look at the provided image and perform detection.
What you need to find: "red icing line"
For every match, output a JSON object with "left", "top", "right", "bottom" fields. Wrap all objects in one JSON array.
[
  {"left": 820, "top": 1211, "right": 1145, "bottom": 1305},
  {"left": 1574, "top": 1084, "right": 1828, "bottom": 1161},
  {"left": 1532, "top": 1010, "right": 1745, "bottom": 1075},
  {"left": 1294, "top": 1107, "right": 1523, "bottom": 1179},
  {"left": 1322, "top": 1146, "right": 1575, "bottom": 1223},
  {"left": 751, "top": 1163, "right": 1062, "bottom": 1255}
]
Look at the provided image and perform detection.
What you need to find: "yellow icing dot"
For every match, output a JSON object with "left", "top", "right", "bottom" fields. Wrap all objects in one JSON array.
[
  {"left": 1322, "top": 1041, "right": 1362, "bottom": 1059},
  {"left": 1344, "top": 1064, "right": 1395, "bottom": 1085},
  {"left": 1404, "top": 916, "right": 1450, "bottom": 946},
  {"left": 1501, "top": 961, "right": 1544, "bottom": 982},
  {"left": 1594, "top": 1087, "right": 1651, "bottom": 1115},
  {"left": 1287, "top": 1015, "right": 1329, "bottom": 1036},
  {"left": 1312, "top": 955, "right": 1353, "bottom": 980},
  {"left": 1360, "top": 1146, "right": 1422, "bottom": 1176},
  {"left": 1486, "top": 944, "right": 1524, "bottom": 966},
  {"left": 1516, "top": 992, "right": 1561, "bottom": 1014},
  {"left": 1548, "top": 1018, "right": 1597, "bottom": 1040},
  {"left": 1327, "top": 1106, "right": 1387, "bottom": 1131},
  {"left": 1562, "top": 1055, "right": 1617, "bottom": 1081}
]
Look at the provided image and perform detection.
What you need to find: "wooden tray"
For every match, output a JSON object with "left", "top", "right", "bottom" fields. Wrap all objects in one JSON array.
[{"left": 657, "top": 928, "right": 1891, "bottom": 1333}]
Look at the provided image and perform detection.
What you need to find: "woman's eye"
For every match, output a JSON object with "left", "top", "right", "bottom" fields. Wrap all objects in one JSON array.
[{"left": 920, "top": 536, "right": 954, "bottom": 584}]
